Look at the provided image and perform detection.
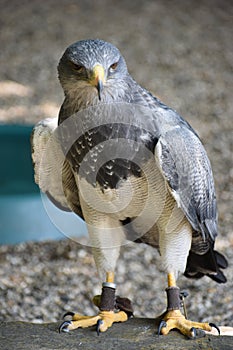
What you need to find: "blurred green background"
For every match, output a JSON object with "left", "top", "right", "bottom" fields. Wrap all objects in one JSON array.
[{"left": 0, "top": 124, "right": 88, "bottom": 243}]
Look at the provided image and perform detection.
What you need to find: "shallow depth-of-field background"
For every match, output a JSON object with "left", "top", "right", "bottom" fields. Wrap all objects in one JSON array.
[{"left": 0, "top": 0, "right": 232, "bottom": 325}]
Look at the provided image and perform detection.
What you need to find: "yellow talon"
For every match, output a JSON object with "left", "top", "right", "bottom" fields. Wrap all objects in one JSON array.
[
  {"left": 97, "top": 310, "right": 128, "bottom": 333},
  {"left": 59, "top": 271, "right": 129, "bottom": 333},
  {"left": 159, "top": 309, "right": 212, "bottom": 338},
  {"left": 59, "top": 310, "right": 128, "bottom": 333},
  {"left": 158, "top": 272, "right": 214, "bottom": 338}
]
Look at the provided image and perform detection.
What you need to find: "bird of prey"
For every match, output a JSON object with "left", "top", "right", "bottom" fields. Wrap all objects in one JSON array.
[{"left": 31, "top": 39, "right": 227, "bottom": 338}]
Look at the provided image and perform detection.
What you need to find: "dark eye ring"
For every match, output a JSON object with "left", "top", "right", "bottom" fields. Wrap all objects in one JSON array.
[
  {"left": 110, "top": 62, "right": 118, "bottom": 70},
  {"left": 71, "top": 62, "right": 85, "bottom": 72}
]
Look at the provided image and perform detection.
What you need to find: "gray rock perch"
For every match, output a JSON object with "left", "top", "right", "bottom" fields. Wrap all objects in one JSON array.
[{"left": 1, "top": 319, "right": 233, "bottom": 350}]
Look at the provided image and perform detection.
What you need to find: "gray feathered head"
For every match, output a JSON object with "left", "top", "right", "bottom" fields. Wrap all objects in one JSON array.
[{"left": 58, "top": 39, "right": 128, "bottom": 99}]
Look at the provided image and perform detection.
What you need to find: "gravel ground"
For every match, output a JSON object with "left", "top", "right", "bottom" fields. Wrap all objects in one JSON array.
[
  {"left": 0, "top": 240, "right": 232, "bottom": 325},
  {"left": 0, "top": 0, "right": 232, "bottom": 327}
]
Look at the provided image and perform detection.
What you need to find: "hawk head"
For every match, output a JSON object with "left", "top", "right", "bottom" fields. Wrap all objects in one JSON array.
[{"left": 58, "top": 39, "right": 129, "bottom": 102}]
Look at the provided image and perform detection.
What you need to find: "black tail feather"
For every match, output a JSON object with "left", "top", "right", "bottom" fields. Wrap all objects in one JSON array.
[
  {"left": 184, "top": 248, "right": 228, "bottom": 284},
  {"left": 215, "top": 250, "right": 228, "bottom": 269}
]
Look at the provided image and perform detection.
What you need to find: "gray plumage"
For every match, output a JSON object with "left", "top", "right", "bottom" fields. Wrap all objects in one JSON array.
[{"left": 31, "top": 39, "right": 227, "bottom": 283}]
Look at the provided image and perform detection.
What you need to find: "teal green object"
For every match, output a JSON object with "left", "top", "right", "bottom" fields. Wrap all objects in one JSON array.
[
  {"left": 0, "top": 124, "right": 87, "bottom": 245},
  {"left": 0, "top": 124, "right": 38, "bottom": 195}
]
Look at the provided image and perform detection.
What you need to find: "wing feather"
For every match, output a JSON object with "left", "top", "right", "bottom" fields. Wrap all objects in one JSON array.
[
  {"left": 155, "top": 122, "right": 217, "bottom": 242},
  {"left": 31, "top": 117, "right": 83, "bottom": 217}
]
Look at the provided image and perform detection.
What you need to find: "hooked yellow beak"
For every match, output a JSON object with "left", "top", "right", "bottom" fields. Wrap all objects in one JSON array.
[{"left": 90, "top": 64, "right": 105, "bottom": 100}]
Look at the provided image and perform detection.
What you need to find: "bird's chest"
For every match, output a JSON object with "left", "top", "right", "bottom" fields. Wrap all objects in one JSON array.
[
  {"left": 76, "top": 154, "right": 173, "bottom": 241},
  {"left": 66, "top": 122, "right": 157, "bottom": 190}
]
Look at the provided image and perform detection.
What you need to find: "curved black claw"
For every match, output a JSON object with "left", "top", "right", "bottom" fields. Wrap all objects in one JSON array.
[
  {"left": 63, "top": 311, "right": 75, "bottom": 319},
  {"left": 158, "top": 320, "right": 167, "bottom": 336},
  {"left": 96, "top": 319, "right": 103, "bottom": 336},
  {"left": 190, "top": 327, "right": 197, "bottom": 339},
  {"left": 190, "top": 327, "right": 206, "bottom": 339},
  {"left": 209, "top": 322, "right": 221, "bottom": 335},
  {"left": 59, "top": 320, "right": 72, "bottom": 333}
]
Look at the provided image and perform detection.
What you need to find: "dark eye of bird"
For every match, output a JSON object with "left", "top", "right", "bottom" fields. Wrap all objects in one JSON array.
[
  {"left": 70, "top": 62, "right": 85, "bottom": 73},
  {"left": 110, "top": 62, "right": 118, "bottom": 71}
]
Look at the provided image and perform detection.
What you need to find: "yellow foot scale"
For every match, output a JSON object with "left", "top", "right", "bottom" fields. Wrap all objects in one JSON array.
[
  {"left": 158, "top": 309, "right": 220, "bottom": 338},
  {"left": 59, "top": 273, "right": 133, "bottom": 334},
  {"left": 158, "top": 274, "right": 220, "bottom": 338},
  {"left": 59, "top": 310, "right": 128, "bottom": 334}
]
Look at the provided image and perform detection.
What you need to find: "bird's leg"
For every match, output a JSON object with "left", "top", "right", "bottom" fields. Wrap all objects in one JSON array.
[
  {"left": 94, "top": 272, "right": 129, "bottom": 334},
  {"left": 158, "top": 272, "right": 219, "bottom": 338},
  {"left": 59, "top": 271, "right": 130, "bottom": 333}
]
